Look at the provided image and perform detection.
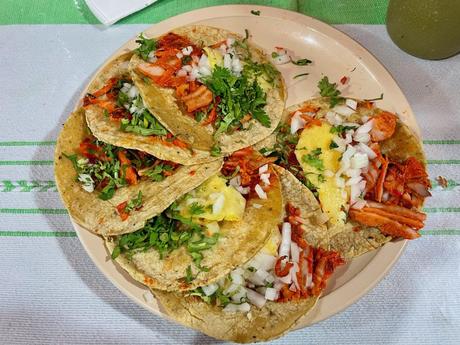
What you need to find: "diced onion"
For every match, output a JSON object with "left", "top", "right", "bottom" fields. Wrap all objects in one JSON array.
[
  {"left": 252, "top": 253, "right": 276, "bottom": 271},
  {"left": 357, "top": 143, "right": 377, "bottom": 160},
  {"left": 346, "top": 176, "right": 363, "bottom": 186},
  {"left": 345, "top": 168, "right": 361, "bottom": 178},
  {"left": 246, "top": 289, "right": 267, "bottom": 308},
  {"left": 176, "top": 52, "right": 183, "bottom": 59},
  {"left": 350, "top": 152, "right": 369, "bottom": 170},
  {"left": 230, "top": 286, "right": 247, "bottom": 303},
  {"left": 335, "top": 176, "right": 345, "bottom": 188},
  {"left": 333, "top": 104, "right": 355, "bottom": 117},
  {"left": 229, "top": 175, "right": 241, "bottom": 188},
  {"left": 176, "top": 69, "right": 187, "bottom": 77},
  {"left": 265, "top": 274, "right": 275, "bottom": 283},
  {"left": 325, "top": 111, "right": 343, "bottom": 125},
  {"left": 352, "top": 199, "right": 367, "bottom": 209},
  {"left": 230, "top": 272, "right": 245, "bottom": 286},
  {"left": 265, "top": 287, "right": 278, "bottom": 301},
  {"left": 202, "top": 283, "right": 219, "bottom": 296},
  {"left": 324, "top": 170, "right": 334, "bottom": 177},
  {"left": 260, "top": 173, "right": 271, "bottom": 185},
  {"left": 277, "top": 273, "right": 292, "bottom": 285},
  {"left": 252, "top": 203, "right": 263, "bottom": 209},
  {"left": 290, "top": 262, "right": 300, "bottom": 290},
  {"left": 224, "top": 283, "right": 241, "bottom": 295},
  {"left": 259, "top": 164, "right": 268, "bottom": 174},
  {"left": 237, "top": 186, "right": 250, "bottom": 195},
  {"left": 354, "top": 132, "right": 371, "bottom": 143},
  {"left": 254, "top": 184, "right": 267, "bottom": 199},
  {"left": 355, "top": 120, "right": 374, "bottom": 134},
  {"left": 182, "top": 46, "right": 193, "bottom": 55},
  {"left": 248, "top": 269, "right": 269, "bottom": 286},
  {"left": 290, "top": 111, "right": 307, "bottom": 134},
  {"left": 127, "top": 85, "right": 139, "bottom": 99}
]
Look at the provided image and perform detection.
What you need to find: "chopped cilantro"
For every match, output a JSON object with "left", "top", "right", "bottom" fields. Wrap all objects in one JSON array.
[
  {"left": 330, "top": 124, "right": 357, "bottom": 135},
  {"left": 302, "top": 148, "right": 324, "bottom": 171},
  {"left": 143, "top": 163, "right": 174, "bottom": 182},
  {"left": 189, "top": 202, "right": 205, "bottom": 215},
  {"left": 135, "top": 33, "right": 157, "bottom": 61},
  {"left": 318, "top": 76, "right": 345, "bottom": 107},
  {"left": 329, "top": 141, "right": 339, "bottom": 149},
  {"left": 210, "top": 144, "right": 222, "bottom": 157},
  {"left": 271, "top": 51, "right": 279, "bottom": 59},
  {"left": 185, "top": 265, "right": 195, "bottom": 283},
  {"left": 250, "top": 10, "right": 261, "bottom": 16},
  {"left": 203, "top": 66, "right": 271, "bottom": 133},
  {"left": 124, "top": 191, "right": 143, "bottom": 213},
  {"left": 181, "top": 55, "right": 192, "bottom": 64}
]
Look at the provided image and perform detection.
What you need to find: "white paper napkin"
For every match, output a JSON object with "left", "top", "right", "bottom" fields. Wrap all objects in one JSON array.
[{"left": 85, "top": 0, "right": 158, "bottom": 25}]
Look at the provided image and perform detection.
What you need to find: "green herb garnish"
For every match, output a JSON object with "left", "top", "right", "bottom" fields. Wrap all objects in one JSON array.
[
  {"left": 330, "top": 124, "right": 358, "bottom": 135},
  {"left": 189, "top": 202, "right": 205, "bottom": 215},
  {"left": 329, "top": 141, "right": 339, "bottom": 149},
  {"left": 210, "top": 144, "right": 221, "bottom": 157},
  {"left": 135, "top": 33, "right": 157, "bottom": 61},
  {"left": 302, "top": 148, "right": 324, "bottom": 171},
  {"left": 124, "top": 191, "right": 143, "bottom": 213},
  {"left": 250, "top": 10, "right": 261, "bottom": 16},
  {"left": 318, "top": 76, "right": 345, "bottom": 107}
]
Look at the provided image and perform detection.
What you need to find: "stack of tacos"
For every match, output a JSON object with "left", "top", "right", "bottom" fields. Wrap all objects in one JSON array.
[{"left": 55, "top": 25, "right": 431, "bottom": 342}]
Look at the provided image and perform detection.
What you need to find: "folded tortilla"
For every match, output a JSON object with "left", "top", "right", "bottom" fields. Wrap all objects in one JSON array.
[
  {"left": 84, "top": 52, "right": 216, "bottom": 165},
  {"left": 257, "top": 97, "right": 427, "bottom": 259},
  {"left": 150, "top": 165, "right": 332, "bottom": 343},
  {"left": 129, "top": 25, "right": 286, "bottom": 153},
  {"left": 54, "top": 108, "right": 222, "bottom": 236},
  {"left": 105, "top": 166, "right": 283, "bottom": 291}
]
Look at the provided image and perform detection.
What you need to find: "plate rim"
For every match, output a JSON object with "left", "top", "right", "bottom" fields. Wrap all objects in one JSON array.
[{"left": 73, "top": 4, "right": 413, "bottom": 332}]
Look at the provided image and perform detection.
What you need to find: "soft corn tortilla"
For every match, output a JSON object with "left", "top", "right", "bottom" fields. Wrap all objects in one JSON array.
[
  {"left": 129, "top": 25, "right": 286, "bottom": 153},
  {"left": 84, "top": 52, "right": 215, "bottom": 165},
  {"left": 149, "top": 165, "right": 331, "bottom": 343},
  {"left": 106, "top": 167, "right": 283, "bottom": 291},
  {"left": 257, "top": 97, "right": 426, "bottom": 259},
  {"left": 54, "top": 108, "right": 222, "bottom": 236}
]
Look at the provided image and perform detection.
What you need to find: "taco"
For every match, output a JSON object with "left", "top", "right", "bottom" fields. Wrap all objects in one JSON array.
[
  {"left": 83, "top": 52, "right": 214, "bottom": 165},
  {"left": 54, "top": 108, "right": 221, "bottom": 236},
  {"left": 129, "top": 25, "right": 286, "bottom": 154},
  {"left": 256, "top": 78, "right": 431, "bottom": 259},
  {"left": 151, "top": 165, "right": 344, "bottom": 343},
  {"left": 105, "top": 148, "right": 283, "bottom": 291}
]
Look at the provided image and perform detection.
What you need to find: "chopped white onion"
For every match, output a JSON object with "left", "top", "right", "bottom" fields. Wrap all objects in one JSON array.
[
  {"left": 352, "top": 199, "right": 367, "bottom": 209},
  {"left": 248, "top": 269, "right": 269, "bottom": 286},
  {"left": 175, "top": 52, "right": 183, "bottom": 59},
  {"left": 246, "top": 289, "right": 267, "bottom": 308},
  {"left": 355, "top": 120, "right": 374, "bottom": 134},
  {"left": 326, "top": 111, "right": 343, "bottom": 125},
  {"left": 229, "top": 175, "right": 241, "bottom": 188},
  {"left": 252, "top": 203, "right": 263, "bottom": 209},
  {"left": 254, "top": 184, "right": 267, "bottom": 199},
  {"left": 258, "top": 164, "right": 268, "bottom": 174},
  {"left": 230, "top": 286, "right": 247, "bottom": 303},
  {"left": 277, "top": 273, "right": 292, "bottom": 285},
  {"left": 354, "top": 132, "right": 371, "bottom": 143},
  {"left": 290, "top": 111, "right": 307, "bottom": 134},
  {"left": 237, "top": 186, "right": 250, "bottom": 195},
  {"left": 230, "top": 272, "right": 245, "bottom": 285},
  {"left": 252, "top": 253, "right": 276, "bottom": 271},
  {"left": 333, "top": 104, "right": 355, "bottom": 117},
  {"left": 357, "top": 143, "right": 377, "bottom": 159},
  {"left": 202, "top": 283, "right": 219, "bottom": 296},
  {"left": 176, "top": 69, "right": 187, "bottom": 77},
  {"left": 350, "top": 152, "right": 369, "bottom": 170},
  {"left": 346, "top": 176, "right": 363, "bottom": 186},
  {"left": 78, "top": 174, "right": 94, "bottom": 193},
  {"left": 127, "top": 85, "right": 139, "bottom": 99},
  {"left": 346, "top": 98, "right": 358, "bottom": 110},
  {"left": 290, "top": 262, "right": 300, "bottom": 290},
  {"left": 265, "top": 274, "right": 275, "bottom": 283},
  {"left": 335, "top": 176, "right": 345, "bottom": 188},
  {"left": 224, "top": 283, "right": 241, "bottom": 295},
  {"left": 265, "top": 287, "right": 278, "bottom": 301},
  {"left": 260, "top": 173, "right": 271, "bottom": 186},
  {"left": 345, "top": 168, "right": 361, "bottom": 178}
]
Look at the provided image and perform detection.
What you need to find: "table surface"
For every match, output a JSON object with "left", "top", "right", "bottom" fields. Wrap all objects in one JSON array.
[{"left": 1, "top": 1, "right": 459, "bottom": 344}]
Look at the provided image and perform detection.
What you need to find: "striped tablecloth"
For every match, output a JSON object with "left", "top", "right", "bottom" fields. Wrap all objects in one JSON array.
[{"left": 1, "top": 1, "right": 459, "bottom": 344}]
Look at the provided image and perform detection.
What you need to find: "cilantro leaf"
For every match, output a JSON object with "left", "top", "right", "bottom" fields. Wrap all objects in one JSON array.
[
  {"left": 125, "top": 191, "right": 143, "bottom": 213},
  {"left": 302, "top": 148, "right": 324, "bottom": 171},
  {"left": 291, "top": 58, "right": 312, "bottom": 66},
  {"left": 135, "top": 33, "right": 157, "bottom": 61},
  {"left": 189, "top": 202, "right": 205, "bottom": 215},
  {"left": 318, "top": 76, "right": 344, "bottom": 107},
  {"left": 330, "top": 124, "right": 358, "bottom": 135}
]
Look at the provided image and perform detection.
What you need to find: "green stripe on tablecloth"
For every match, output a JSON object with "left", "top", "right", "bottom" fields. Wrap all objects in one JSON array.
[
  {"left": 0, "top": 141, "right": 56, "bottom": 146},
  {"left": 0, "top": 229, "right": 458, "bottom": 237},
  {"left": 0, "top": 207, "right": 457, "bottom": 215},
  {"left": 427, "top": 160, "right": 460, "bottom": 165},
  {"left": 0, "top": 231, "right": 77, "bottom": 237},
  {"left": 423, "top": 140, "right": 460, "bottom": 145},
  {"left": 0, "top": 160, "right": 54, "bottom": 166},
  {"left": 0, "top": 208, "right": 68, "bottom": 215},
  {"left": 0, "top": 0, "right": 390, "bottom": 25},
  {"left": 419, "top": 229, "right": 460, "bottom": 236},
  {"left": 0, "top": 139, "right": 458, "bottom": 146},
  {"left": 1, "top": 181, "right": 57, "bottom": 192}
]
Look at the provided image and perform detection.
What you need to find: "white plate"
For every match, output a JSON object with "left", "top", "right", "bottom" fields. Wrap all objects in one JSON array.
[{"left": 74, "top": 4, "right": 417, "bottom": 331}]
